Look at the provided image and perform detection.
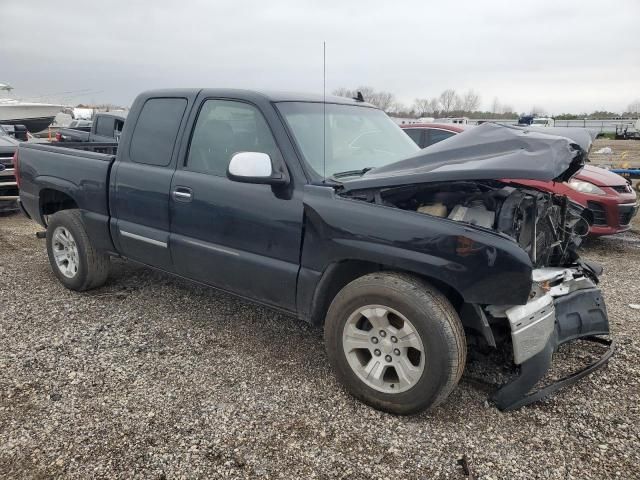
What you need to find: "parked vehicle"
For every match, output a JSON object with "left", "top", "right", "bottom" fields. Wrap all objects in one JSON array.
[
  {"left": 1, "top": 123, "right": 29, "bottom": 141},
  {"left": 67, "top": 119, "right": 93, "bottom": 131},
  {"left": 0, "top": 126, "right": 19, "bottom": 212},
  {"left": 517, "top": 115, "right": 534, "bottom": 126},
  {"left": 55, "top": 112, "right": 126, "bottom": 143},
  {"left": 0, "top": 83, "right": 63, "bottom": 133},
  {"left": 17, "top": 89, "right": 613, "bottom": 413},
  {"left": 401, "top": 123, "right": 467, "bottom": 148},
  {"left": 532, "top": 117, "right": 555, "bottom": 127},
  {"left": 615, "top": 118, "right": 640, "bottom": 140},
  {"left": 402, "top": 123, "right": 638, "bottom": 235}
]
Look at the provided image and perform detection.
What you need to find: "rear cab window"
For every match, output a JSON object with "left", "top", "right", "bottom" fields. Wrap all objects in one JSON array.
[
  {"left": 95, "top": 116, "right": 114, "bottom": 137},
  {"left": 129, "top": 98, "right": 188, "bottom": 166}
]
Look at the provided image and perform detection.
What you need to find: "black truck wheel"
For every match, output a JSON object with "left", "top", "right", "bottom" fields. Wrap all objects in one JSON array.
[
  {"left": 324, "top": 272, "right": 466, "bottom": 415},
  {"left": 46, "top": 209, "right": 110, "bottom": 291}
]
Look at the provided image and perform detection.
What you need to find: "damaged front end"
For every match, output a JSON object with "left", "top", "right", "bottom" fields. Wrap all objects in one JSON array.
[
  {"left": 335, "top": 124, "right": 614, "bottom": 409},
  {"left": 338, "top": 169, "right": 612, "bottom": 408},
  {"left": 485, "top": 265, "right": 613, "bottom": 410}
]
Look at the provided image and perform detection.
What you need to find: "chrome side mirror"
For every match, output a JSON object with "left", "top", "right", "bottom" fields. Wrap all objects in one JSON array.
[{"left": 227, "top": 152, "right": 288, "bottom": 186}]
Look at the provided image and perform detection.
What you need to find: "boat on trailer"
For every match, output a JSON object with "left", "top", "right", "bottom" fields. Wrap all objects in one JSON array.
[{"left": 0, "top": 83, "right": 63, "bottom": 133}]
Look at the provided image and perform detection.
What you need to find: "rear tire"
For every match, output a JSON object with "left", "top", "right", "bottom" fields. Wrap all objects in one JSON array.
[
  {"left": 46, "top": 209, "right": 110, "bottom": 291},
  {"left": 324, "top": 272, "right": 466, "bottom": 415}
]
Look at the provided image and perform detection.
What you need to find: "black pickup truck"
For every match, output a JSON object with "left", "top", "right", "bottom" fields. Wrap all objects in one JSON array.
[
  {"left": 16, "top": 89, "right": 613, "bottom": 413},
  {"left": 55, "top": 112, "right": 126, "bottom": 143}
]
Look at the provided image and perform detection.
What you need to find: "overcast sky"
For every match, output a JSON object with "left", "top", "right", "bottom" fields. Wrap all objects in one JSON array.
[{"left": 2, "top": 0, "right": 639, "bottom": 114}]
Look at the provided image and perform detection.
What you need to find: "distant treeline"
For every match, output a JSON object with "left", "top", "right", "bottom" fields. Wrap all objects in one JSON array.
[{"left": 333, "top": 86, "right": 640, "bottom": 119}]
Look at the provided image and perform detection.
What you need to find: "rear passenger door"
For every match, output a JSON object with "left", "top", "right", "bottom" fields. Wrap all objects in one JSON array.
[
  {"left": 169, "top": 98, "right": 304, "bottom": 311},
  {"left": 110, "top": 96, "right": 190, "bottom": 271}
]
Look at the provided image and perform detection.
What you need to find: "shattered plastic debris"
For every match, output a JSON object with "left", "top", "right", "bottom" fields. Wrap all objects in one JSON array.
[{"left": 595, "top": 147, "right": 613, "bottom": 154}]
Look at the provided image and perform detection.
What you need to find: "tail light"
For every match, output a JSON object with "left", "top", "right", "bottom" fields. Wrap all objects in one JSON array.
[
  {"left": 13, "top": 150, "right": 20, "bottom": 188},
  {"left": 55, "top": 132, "right": 62, "bottom": 142}
]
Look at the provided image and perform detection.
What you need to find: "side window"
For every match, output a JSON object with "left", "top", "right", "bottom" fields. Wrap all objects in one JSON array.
[
  {"left": 186, "top": 99, "right": 281, "bottom": 176},
  {"left": 95, "top": 116, "right": 113, "bottom": 137},
  {"left": 114, "top": 119, "right": 125, "bottom": 141},
  {"left": 427, "top": 129, "right": 455, "bottom": 146},
  {"left": 130, "top": 98, "right": 188, "bottom": 166},
  {"left": 403, "top": 128, "right": 423, "bottom": 147}
]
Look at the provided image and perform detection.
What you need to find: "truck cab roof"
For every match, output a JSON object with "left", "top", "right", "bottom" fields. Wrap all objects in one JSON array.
[{"left": 137, "top": 88, "right": 377, "bottom": 107}]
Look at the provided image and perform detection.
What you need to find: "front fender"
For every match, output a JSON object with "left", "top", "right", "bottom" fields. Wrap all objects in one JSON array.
[{"left": 301, "top": 185, "right": 533, "bottom": 307}]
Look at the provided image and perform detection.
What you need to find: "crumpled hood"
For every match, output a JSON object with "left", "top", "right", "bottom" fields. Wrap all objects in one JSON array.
[
  {"left": 521, "top": 126, "right": 598, "bottom": 153},
  {"left": 341, "top": 123, "right": 585, "bottom": 191}
]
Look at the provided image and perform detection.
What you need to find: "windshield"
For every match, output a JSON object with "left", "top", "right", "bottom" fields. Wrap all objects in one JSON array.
[{"left": 277, "top": 102, "right": 419, "bottom": 179}]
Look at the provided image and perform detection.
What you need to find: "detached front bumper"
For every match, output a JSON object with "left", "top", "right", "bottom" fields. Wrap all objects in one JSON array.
[{"left": 489, "top": 267, "right": 614, "bottom": 411}]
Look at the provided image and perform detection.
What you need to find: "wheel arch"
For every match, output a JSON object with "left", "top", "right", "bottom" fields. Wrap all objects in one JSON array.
[
  {"left": 39, "top": 188, "right": 79, "bottom": 219},
  {"left": 306, "top": 259, "right": 465, "bottom": 327}
]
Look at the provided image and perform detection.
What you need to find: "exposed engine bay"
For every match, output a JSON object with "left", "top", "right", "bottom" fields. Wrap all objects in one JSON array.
[{"left": 342, "top": 181, "right": 592, "bottom": 268}]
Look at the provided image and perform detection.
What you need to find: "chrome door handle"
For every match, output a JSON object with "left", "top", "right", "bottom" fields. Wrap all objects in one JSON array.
[{"left": 173, "top": 187, "right": 192, "bottom": 201}]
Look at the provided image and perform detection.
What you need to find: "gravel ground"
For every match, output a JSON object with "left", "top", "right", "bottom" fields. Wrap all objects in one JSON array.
[
  {"left": 1, "top": 212, "right": 639, "bottom": 479},
  {"left": 590, "top": 139, "right": 640, "bottom": 167}
]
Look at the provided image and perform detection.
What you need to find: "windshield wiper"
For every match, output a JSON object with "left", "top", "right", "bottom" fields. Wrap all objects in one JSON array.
[{"left": 331, "top": 167, "right": 374, "bottom": 179}]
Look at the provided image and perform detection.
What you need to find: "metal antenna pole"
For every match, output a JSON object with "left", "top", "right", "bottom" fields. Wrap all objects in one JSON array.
[{"left": 323, "top": 41, "right": 326, "bottom": 182}]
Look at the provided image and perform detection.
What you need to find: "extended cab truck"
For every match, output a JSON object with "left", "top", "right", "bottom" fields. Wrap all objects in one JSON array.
[
  {"left": 55, "top": 112, "right": 126, "bottom": 143},
  {"left": 17, "top": 89, "right": 613, "bottom": 413}
]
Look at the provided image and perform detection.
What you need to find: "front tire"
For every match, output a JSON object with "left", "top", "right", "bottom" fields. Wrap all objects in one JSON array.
[
  {"left": 324, "top": 272, "right": 466, "bottom": 415},
  {"left": 46, "top": 209, "right": 110, "bottom": 291}
]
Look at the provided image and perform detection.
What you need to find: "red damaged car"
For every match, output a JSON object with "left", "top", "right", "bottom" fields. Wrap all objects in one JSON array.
[{"left": 401, "top": 123, "right": 638, "bottom": 235}]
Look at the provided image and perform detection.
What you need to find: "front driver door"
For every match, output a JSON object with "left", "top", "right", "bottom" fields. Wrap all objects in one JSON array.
[{"left": 169, "top": 98, "right": 304, "bottom": 311}]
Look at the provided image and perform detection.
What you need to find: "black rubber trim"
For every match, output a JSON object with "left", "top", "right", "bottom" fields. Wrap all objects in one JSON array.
[{"left": 491, "top": 336, "right": 614, "bottom": 411}]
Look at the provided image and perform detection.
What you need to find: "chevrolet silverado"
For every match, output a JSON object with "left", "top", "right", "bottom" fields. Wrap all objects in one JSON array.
[{"left": 16, "top": 89, "right": 613, "bottom": 413}]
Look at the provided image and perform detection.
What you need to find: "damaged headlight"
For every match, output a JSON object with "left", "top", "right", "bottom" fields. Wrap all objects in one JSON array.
[{"left": 567, "top": 180, "right": 605, "bottom": 195}]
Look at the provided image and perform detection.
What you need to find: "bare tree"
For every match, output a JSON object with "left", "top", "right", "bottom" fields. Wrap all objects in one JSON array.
[
  {"left": 439, "top": 89, "right": 459, "bottom": 114},
  {"left": 372, "top": 90, "right": 396, "bottom": 112},
  {"left": 332, "top": 86, "right": 396, "bottom": 112},
  {"left": 332, "top": 87, "right": 354, "bottom": 98},
  {"left": 391, "top": 101, "right": 408, "bottom": 114},
  {"left": 491, "top": 97, "right": 501, "bottom": 114},
  {"left": 428, "top": 98, "right": 440, "bottom": 115},
  {"left": 355, "top": 86, "right": 377, "bottom": 101},
  {"left": 627, "top": 99, "right": 640, "bottom": 115},
  {"left": 461, "top": 90, "right": 481, "bottom": 112},
  {"left": 453, "top": 95, "right": 463, "bottom": 112},
  {"left": 413, "top": 98, "right": 431, "bottom": 116}
]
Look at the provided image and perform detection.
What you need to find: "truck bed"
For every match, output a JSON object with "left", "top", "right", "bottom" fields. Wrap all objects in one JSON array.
[{"left": 18, "top": 142, "right": 117, "bottom": 230}]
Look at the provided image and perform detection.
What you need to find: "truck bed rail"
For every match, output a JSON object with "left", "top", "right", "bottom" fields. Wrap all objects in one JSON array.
[{"left": 48, "top": 141, "right": 118, "bottom": 155}]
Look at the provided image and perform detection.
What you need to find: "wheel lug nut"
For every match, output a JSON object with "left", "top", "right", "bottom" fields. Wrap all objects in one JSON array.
[
  {"left": 385, "top": 355, "right": 392, "bottom": 362},
  {"left": 391, "top": 336, "right": 397, "bottom": 343},
  {"left": 394, "top": 348, "right": 400, "bottom": 356},
  {"left": 379, "top": 331, "right": 386, "bottom": 337},
  {"left": 371, "top": 337, "right": 379, "bottom": 344},
  {"left": 374, "top": 349, "right": 381, "bottom": 356}
]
